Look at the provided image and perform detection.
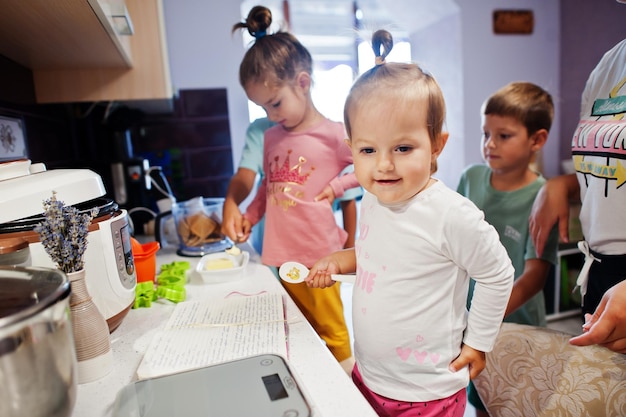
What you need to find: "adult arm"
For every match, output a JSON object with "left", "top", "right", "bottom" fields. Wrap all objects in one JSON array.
[
  {"left": 569, "top": 280, "right": 626, "bottom": 353},
  {"left": 529, "top": 173, "right": 580, "bottom": 256},
  {"left": 221, "top": 168, "right": 257, "bottom": 243}
]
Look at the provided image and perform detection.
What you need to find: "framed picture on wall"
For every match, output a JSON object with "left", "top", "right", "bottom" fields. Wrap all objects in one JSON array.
[{"left": 0, "top": 115, "right": 28, "bottom": 162}]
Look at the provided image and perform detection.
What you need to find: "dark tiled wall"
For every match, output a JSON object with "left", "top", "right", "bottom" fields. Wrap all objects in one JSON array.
[
  {"left": 133, "top": 88, "right": 233, "bottom": 201},
  {"left": 0, "top": 103, "right": 80, "bottom": 169},
  {"left": 0, "top": 62, "right": 234, "bottom": 208},
  {"left": 0, "top": 57, "right": 79, "bottom": 169},
  {"left": 0, "top": 55, "right": 35, "bottom": 105}
]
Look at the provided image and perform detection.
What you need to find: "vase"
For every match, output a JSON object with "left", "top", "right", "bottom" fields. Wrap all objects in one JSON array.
[{"left": 67, "top": 269, "right": 113, "bottom": 384}]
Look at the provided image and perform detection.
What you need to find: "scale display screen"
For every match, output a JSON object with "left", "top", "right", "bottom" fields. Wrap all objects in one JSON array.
[{"left": 262, "top": 373, "right": 288, "bottom": 401}]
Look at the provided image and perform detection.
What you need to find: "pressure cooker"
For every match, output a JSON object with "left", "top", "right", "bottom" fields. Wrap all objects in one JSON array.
[{"left": 0, "top": 160, "right": 136, "bottom": 332}]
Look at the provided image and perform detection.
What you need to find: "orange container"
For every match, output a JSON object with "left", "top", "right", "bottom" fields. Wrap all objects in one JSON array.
[{"left": 131, "top": 238, "right": 160, "bottom": 283}]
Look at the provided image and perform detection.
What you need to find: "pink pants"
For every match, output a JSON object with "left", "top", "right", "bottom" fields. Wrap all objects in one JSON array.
[{"left": 352, "top": 364, "right": 467, "bottom": 417}]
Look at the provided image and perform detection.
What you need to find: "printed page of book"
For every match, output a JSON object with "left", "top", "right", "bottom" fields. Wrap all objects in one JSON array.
[{"left": 136, "top": 292, "right": 287, "bottom": 379}]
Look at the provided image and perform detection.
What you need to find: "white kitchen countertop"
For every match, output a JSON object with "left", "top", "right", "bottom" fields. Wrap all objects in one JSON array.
[{"left": 71, "top": 243, "right": 376, "bottom": 417}]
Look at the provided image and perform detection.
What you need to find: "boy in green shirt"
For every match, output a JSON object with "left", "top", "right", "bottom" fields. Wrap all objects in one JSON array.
[{"left": 457, "top": 81, "right": 559, "bottom": 416}]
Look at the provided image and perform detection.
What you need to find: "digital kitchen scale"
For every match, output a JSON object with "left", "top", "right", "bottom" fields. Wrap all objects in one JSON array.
[{"left": 113, "top": 354, "right": 311, "bottom": 417}]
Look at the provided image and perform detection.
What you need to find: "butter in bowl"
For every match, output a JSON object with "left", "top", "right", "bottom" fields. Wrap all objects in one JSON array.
[{"left": 195, "top": 249, "right": 249, "bottom": 284}]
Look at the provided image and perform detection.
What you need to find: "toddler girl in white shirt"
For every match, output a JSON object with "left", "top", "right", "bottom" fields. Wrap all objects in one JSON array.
[{"left": 306, "top": 29, "right": 514, "bottom": 417}]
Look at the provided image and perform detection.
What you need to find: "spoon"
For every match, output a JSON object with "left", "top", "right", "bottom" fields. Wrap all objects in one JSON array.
[
  {"left": 278, "top": 261, "right": 356, "bottom": 284},
  {"left": 225, "top": 245, "right": 244, "bottom": 263}
]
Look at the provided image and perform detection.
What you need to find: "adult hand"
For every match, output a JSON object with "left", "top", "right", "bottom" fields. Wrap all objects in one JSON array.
[
  {"left": 449, "top": 344, "right": 486, "bottom": 380},
  {"left": 570, "top": 280, "right": 626, "bottom": 353},
  {"left": 529, "top": 174, "right": 578, "bottom": 256}
]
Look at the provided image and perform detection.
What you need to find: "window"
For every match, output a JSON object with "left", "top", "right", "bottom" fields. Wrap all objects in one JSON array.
[{"left": 241, "top": 0, "right": 411, "bottom": 123}]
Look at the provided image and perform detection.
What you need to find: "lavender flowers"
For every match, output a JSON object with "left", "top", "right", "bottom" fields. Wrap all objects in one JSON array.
[{"left": 34, "top": 192, "right": 99, "bottom": 273}]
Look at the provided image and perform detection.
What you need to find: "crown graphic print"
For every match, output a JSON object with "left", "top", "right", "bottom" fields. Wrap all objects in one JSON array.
[{"left": 269, "top": 150, "right": 313, "bottom": 184}]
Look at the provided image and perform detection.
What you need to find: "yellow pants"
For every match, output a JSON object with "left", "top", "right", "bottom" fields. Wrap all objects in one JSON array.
[{"left": 281, "top": 281, "right": 352, "bottom": 362}]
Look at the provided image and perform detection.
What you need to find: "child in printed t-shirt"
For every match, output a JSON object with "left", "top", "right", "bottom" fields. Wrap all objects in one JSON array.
[
  {"left": 306, "top": 30, "right": 514, "bottom": 417},
  {"left": 232, "top": 6, "right": 355, "bottom": 371},
  {"left": 456, "top": 81, "right": 559, "bottom": 416},
  {"left": 221, "top": 117, "right": 363, "bottom": 255}
]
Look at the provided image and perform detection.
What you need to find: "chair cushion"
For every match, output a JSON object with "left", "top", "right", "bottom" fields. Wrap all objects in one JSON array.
[{"left": 473, "top": 322, "right": 626, "bottom": 417}]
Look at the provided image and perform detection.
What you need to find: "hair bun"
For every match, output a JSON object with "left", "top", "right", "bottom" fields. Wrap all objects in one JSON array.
[
  {"left": 372, "top": 29, "right": 394, "bottom": 65},
  {"left": 232, "top": 5, "right": 272, "bottom": 39}
]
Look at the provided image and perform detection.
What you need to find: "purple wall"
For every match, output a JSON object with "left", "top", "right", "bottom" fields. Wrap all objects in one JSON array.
[{"left": 559, "top": 0, "right": 626, "bottom": 166}]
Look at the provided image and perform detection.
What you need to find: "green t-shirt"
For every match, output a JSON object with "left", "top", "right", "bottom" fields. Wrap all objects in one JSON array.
[{"left": 457, "top": 164, "right": 559, "bottom": 327}]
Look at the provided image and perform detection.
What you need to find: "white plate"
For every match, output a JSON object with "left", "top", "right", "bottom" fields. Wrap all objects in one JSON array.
[{"left": 195, "top": 251, "right": 249, "bottom": 284}]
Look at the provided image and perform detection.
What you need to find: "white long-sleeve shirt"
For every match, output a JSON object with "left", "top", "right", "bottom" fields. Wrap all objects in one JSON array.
[{"left": 353, "top": 181, "right": 514, "bottom": 402}]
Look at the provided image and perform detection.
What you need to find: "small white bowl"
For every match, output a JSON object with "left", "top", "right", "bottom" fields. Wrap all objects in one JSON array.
[{"left": 195, "top": 251, "right": 249, "bottom": 284}]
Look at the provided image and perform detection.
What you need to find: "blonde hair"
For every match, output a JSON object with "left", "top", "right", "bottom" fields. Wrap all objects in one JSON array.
[
  {"left": 483, "top": 82, "right": 554, "bottom": 135},
  {"left": 232, "top": 6, "right": 312, "bottom": 89},
  {"left": 344, "top": 30, "right": 447, "bottom": 173}
]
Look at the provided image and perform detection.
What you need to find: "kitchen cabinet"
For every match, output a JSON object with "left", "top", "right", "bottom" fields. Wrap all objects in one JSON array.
[
  {"left": 0, "top": 0, "right": 131, "bottom": 70},
  {"left": 0, "top": 0, "right": 171, "bottom": 104},
  {"left": 545, "top": 243, "right": 583, "bottom": 321},
  {"left": 544, "top": 204, "right": 584, "bottom": 321}
]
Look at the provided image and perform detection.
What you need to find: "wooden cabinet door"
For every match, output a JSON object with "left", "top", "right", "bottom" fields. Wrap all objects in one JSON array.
[{"left": 33, "top": 0, "right": 172, "bottom": 103}]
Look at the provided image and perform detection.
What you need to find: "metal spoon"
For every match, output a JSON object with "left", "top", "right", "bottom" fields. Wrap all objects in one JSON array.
[{"left": 278, "top": 261, "right": 356, "bottom": 284}]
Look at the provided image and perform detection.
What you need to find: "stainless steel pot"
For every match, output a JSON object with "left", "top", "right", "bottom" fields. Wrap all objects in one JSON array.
[{"left": 0, "top": 266, "right": 77, "bottom": 417}]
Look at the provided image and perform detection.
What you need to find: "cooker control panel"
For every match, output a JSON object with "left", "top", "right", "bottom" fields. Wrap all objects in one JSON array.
[{"left": 111, "top": 214, "right": 136, "bottom": 289}]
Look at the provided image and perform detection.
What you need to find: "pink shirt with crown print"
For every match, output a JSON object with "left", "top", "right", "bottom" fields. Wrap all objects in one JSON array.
[{"left": 244, "top": 119, "right": 357, "bottom": 267}]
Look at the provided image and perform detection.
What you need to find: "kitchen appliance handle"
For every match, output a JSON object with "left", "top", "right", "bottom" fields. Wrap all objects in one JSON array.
[{"left": 154, "top": 210, "right": 172, "bottom": 247}]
